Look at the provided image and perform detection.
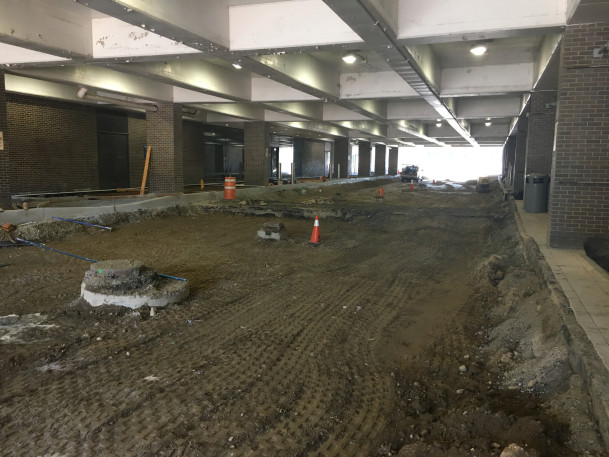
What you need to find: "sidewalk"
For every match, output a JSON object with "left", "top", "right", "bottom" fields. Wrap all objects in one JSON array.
[{"left": 514, "top": 200, "right": 609, "bottom": 371}]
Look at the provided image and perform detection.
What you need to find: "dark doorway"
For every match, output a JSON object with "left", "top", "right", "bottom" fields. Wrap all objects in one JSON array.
[{"left": 98, "top": 132, "right": 129, "bottom": 189}]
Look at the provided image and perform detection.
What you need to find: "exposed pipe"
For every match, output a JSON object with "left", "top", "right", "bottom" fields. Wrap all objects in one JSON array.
[
  {"left": 52, "top": 216, "right": 112, "bottom": 231},
  {"left": 77, "top": 87, "right": 158, "bottom": 112}
]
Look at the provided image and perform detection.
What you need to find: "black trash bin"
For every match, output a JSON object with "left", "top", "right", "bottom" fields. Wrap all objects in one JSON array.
[{"left": 524, "top": 174, "right": 549, "bottom": 213}]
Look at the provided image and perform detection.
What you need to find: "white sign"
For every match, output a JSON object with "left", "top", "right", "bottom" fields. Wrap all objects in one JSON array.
[{"left": 0, "top": 131, "right": 3, "bottom": 150}]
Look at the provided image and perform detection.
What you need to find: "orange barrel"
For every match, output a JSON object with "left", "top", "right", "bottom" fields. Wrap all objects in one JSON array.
[
  {"left": 378, "top": 187, "right": 384, "bottom": 197},
  {"left": 224, "top": 176, "right": 236, "bottom": 200}
]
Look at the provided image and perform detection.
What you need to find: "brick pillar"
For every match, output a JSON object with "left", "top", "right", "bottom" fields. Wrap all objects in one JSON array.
[
  {"left": 374, "top": 144, "right": 386, "bottom": 176},
  {"left": 503, "top": 136, "right": 516, "bottom": 183},
  {"left": 333, "top": 137, "right": 348, "bottom": 179},
  {"left": 513, "top": 115, "right": 528, "bottom": 199},
  {"left": 525, "top": 91, "right": 556, "bottom": 176},
  {"left": 358, "top": 141, "right": 371, "bottom": 177},
  {"left": 146, "top": 102, "right": 183, "bottom": 193},
  {"left": 0, "top": 71, "right": 10, "bottom": 207},
  {"left": 293, "top": 137, "right": 303, "bottom": 178},
  {"left": 244, "top": 122, "right": 270, "bottom": 186},
  {"left": 388, "top": 147, "right": 398, "bottom": 175},
  {"left": 549, "top": 22, "right": 609, "bottom": 248}
]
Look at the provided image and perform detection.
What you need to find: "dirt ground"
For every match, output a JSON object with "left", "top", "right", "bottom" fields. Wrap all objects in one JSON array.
[{"left": 0, "top": 179, "right": 606, "bottom": 457}]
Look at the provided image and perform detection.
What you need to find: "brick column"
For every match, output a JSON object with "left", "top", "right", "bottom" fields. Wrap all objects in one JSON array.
[
  {"left": 525, "top": 91, "right": 556, "bottom": 176},
  {"left": 358, "top": 141, "right": 371, "bottom": 177},
  {"left": 333, "top": 137, "right": 348, "bottom": 179},
  {"left": 244, "top": 122, "right": 270, "bottom": 186},
  {"left": 388, "top": 147, "right": 398, "bottom": 175},
  {"left": 549, "top": 22, "right": 609, "bottom": 248},
  {"left": 503, "top": 136, "right": 516, "bottom": 184},
  {"left": 0, "top": 71, "right": 10, "bottom": 207},
  {"left": 374, "top": 143, "right": 386, "bottom": 176},
  {"left": 513, "top": 115, "right": 528, "bottom": 199},
  {"left": 146, "top": 103, "right": 183, "bottom": 193}
]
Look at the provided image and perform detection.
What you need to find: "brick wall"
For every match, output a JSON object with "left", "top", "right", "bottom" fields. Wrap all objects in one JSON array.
[
  {"left": 244, "top": 122, "right": 269, "bottom": 186},
  {"left": 525, "top": 91, "right": 557, "bottom": 176},
  {"left": 128, "top": 115, "right": 146, "bottom": 188},
  {"left": 374, "top": 144, "right": 386, "bottom": 176},
  {"left": 513, "top": 115, "right": 528, "bottom": 199},
  {"left": 358, "top": 141, "right": 371, "bottom": 177},
  {"left": 388, "top": 147, "right": 398, "bottom": 175},
  {"left": 146, "top": 103, "right": 184, "bottom": 194},
  {"left": 7, "top": 93, "right": 98, "bottom": 195},
  {"left": 0, "top": 72, "right": 9, "bottom": 207},
  {"left": 549, "top": 22, "right": 609, "bottom": 248},
  {"left": 333, "top": 138, "right": 349, "bottom": 178}
]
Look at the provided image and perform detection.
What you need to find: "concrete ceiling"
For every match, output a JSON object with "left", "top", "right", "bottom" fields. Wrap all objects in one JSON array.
[{"left": 0, "top": 0, "right": 606, "bottom": 147}]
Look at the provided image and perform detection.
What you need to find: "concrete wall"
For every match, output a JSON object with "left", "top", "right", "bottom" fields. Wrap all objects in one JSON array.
[{"left": 550, "top": 22, "right": 609, "bottom": 248}]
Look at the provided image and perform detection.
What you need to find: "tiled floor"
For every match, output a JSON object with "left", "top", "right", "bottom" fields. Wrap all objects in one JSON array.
[{"left": 515, "top": 200, "right": 609, "bottom": 369}]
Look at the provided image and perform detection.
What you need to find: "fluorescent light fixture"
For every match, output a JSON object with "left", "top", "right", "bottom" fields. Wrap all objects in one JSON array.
[
  {"left": 342, "top": 53, "right": 358, "bottom": 64},
  {"left": 470, "top": 44, "right": 487, "bottom": 56},
  {"left": 232, "top": 63, "right": 242, "bottom": 70}
]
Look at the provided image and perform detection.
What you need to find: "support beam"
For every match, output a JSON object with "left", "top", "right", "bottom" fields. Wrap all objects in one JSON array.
[
  {"left": 441, "top": 64, "right": 535, "bottom": 97},
  {"left": 11, "top": 65, "right": 173, "bottom": 102},
  {"left": 0, "top": 0, "right": 92, "bottom": 59}
]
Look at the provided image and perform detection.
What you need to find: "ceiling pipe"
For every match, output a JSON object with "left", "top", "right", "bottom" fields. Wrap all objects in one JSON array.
[{"left": 76, "top": 87, "right": 158, "bottom": 112}]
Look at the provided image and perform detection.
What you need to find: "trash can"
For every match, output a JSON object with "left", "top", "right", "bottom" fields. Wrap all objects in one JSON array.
[{"left": 524, "top": 174, "right": 549, "bottom": 213}]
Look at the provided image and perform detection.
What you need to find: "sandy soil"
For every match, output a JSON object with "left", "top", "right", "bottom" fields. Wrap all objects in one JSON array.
[{"left": 0, "top": 179, "right": 606, "bottom": 456}]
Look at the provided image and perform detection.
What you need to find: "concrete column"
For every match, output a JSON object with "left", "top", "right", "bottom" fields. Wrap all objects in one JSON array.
[
  {"left": 513, "top": 115, "right": 528, "bottom": 199},
  {"left": 549, "top": 22, "right": 609, "bottom": 248},
  {"left": 388, "top": 147, "right": 398, "bottom": 175},
  {"left": 358, "top": 141, "right": 371, "bottom": 177},
  {"left": 525, "top": 91, "right": 556, "bottom": 176},
  {"left": 0, "top": 71, "right": 10, "bottom": 207},
  {"left": 146, "top": 102, "right": 184, "bottom": 193},
  {"left": 244, "top": 122, "right": 270, "bottom": 186},
  {"left": 503, "top": 136, "right": 516, "bottom": 183},
  {"left": 333, "top": 137, "right": 348, "bottom": 179},
  {"left": 374, "top": 143, "right": 387, "bottom": 176}
]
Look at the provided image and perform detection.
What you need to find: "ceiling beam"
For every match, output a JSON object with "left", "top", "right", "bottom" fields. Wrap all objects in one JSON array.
[
  {"left": 0, "top": 0, "right": 92, "bottom": 59},
  {"left": 322, "top": 0, "right": 478, "bottom": 146}
]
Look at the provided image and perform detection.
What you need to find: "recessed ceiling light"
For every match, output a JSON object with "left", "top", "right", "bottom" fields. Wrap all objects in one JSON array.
[
  {"left": 232, "top": 63, "right": 242, "bottom": 70},
  {"left": 470, "top": 44, "right": 487, "bottom": 56},
  {"left": 342, "top": 53, "right": 358, "bottom": 64}
]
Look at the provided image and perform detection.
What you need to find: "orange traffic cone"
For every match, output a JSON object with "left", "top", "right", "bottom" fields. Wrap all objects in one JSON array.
[
  {"left": 309, "top": 215, "right": 321, "bottom": 246},
  {"left": 377, "top": 187, "right": 384, "bottom": 198}
]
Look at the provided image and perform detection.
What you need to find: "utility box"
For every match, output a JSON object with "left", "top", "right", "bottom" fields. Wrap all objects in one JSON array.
[{"left": 524, "top": 174, "right": 549, "bottom": 213}]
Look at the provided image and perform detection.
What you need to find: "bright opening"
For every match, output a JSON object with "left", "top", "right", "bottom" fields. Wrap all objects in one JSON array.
[{"left": 398, "top": 146, "right": 502, "bottom": 182}]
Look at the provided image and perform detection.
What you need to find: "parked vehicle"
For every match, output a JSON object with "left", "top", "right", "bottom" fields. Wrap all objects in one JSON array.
[
  {"left": 476, "top": 176, "right": 491, "bottom": 193},
  {"left": 400, "top": 165, "right": 419, "bottom": 182}
]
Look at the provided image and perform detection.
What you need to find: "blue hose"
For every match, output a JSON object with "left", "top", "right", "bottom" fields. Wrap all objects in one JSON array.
[{"left": 14, "top": 238, "right": 187, "bottom": 282}]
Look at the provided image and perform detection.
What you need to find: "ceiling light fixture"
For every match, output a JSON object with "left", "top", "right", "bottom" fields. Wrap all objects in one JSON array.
[
  {"left": 342, "top": 53, "right": 359, "bottom": 64},
  {"left": 470, "top": 43, "right": 487, "bottom": 56},
  {"left": 436, "top": 119, "right": 442, "bottom": 127},
  {"left": 485, "top": 118, "right": 492, "bottom": 127},
  {"left": 232, "top": 63, "right": 242, "bottom": 70}
]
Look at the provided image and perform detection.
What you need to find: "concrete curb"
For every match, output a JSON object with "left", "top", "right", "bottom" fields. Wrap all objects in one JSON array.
[
  {"left": 2, "top": 177, "right": 399, "bottom": 226},
  {"left": 511, "top": 199, "right": 609, "bottom": 448}
]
